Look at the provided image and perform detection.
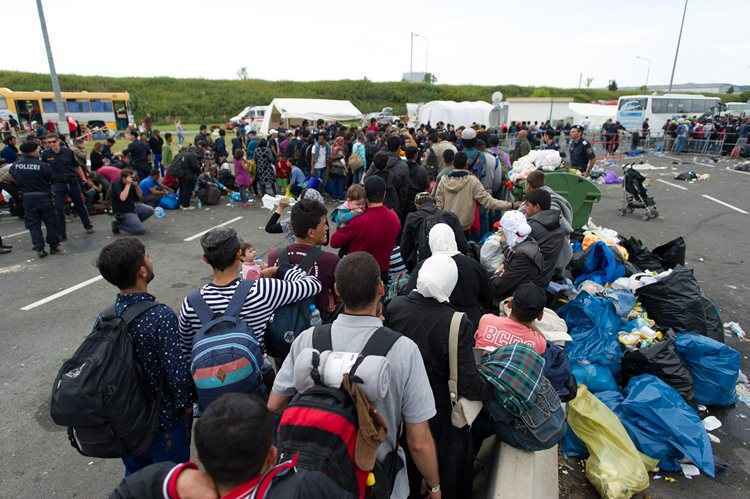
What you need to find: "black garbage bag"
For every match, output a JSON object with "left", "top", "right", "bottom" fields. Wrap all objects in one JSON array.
[
  {"left": 652, "top": 237, "right": 686, "bottom": 269},
  {"left": 620, "top": 236, "right": 665, "bottom": 273},
  {"left": 621, "top": 334, "right": 694, "bottom": 403},
  {"left": 636, "top": 266, "right": 724, "bottom": 343}
]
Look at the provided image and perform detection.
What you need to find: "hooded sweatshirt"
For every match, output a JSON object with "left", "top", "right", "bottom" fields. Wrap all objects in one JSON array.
[
  {"left": 434, "top": 170, "right": 511, "bottom": 230},
  {"left": 528, "top": 209, "right": 566, "bottom": 285}
]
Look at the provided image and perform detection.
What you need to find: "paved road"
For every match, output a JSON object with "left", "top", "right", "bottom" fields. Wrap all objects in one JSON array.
[{"left": 0, "top": 153, "right": 748, "bottom": 497}]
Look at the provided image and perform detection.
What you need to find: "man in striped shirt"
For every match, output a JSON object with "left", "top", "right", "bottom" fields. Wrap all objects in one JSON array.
[{"left": 178, "top": 228, "right": 321, "bottom": 358}]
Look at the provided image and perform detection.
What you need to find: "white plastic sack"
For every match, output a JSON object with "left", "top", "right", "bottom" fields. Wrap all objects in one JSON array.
[
  {"left": 261, "top": 194, "right": 296, "bottom": 211},
  {"left": 533, "top": 150, "right": 562, "bottom": 170},
  {"left": 480, "top": 234, "right": 504, "bottom": 272},
  {"left": 509, "top": 157, "right": 537, "bottom": 182}
]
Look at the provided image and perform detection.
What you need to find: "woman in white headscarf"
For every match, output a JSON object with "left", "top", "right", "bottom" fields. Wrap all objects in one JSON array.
[
  {"left": 385, "top": 253, "right": 491, "bottom": 499},
  {"left": 404, "top": 223, "right": 492, "bottom": 327},
  {"left": 490, "top": 210, "right": 545, "bottom": 300}
]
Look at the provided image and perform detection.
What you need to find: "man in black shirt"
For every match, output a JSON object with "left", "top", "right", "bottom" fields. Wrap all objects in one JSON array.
[
  {"left": 123, "top": 133, "right": 152, "bottom": 180},
  {"left": 148, "top": 129, "right": 165, "bottom": 175},
  {"left": 10, "top": 141, "right": 62, "bottom": 257},
  {"left": 41, "top": 133, "right": 94, "bottom": 240},
  {"left": 111, "top": 168, "right": 155, "bottom": 235}
]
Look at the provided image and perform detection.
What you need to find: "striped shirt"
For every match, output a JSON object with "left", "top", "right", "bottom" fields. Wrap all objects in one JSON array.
[{"left": 177, "top": 268, "right": 321, "bottom": 358}]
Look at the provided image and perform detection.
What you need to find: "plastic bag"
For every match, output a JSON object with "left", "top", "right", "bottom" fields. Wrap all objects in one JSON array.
[
  {"left": 573, "top": 241, "right": 626, "bottom": 286},
  {"left": 621, "top": 335, "right": 694, "bottom": 402},
  {"left": 567, "top": 385, "right": 655, "bottom": 499},
  {"left": 675, "top": 333, "right": 740, "bottom": 406},
  {"left": 558, "top": 292, "right": 625, "bottom": 372},
  {"left": 571, "top": 362, "right": 618, "bottom": 393},
  {"left": 561, "top": 423, "right": 589, "bottom": 459},
  {"left": 480, "top": 234, "right": 504, "bottom": 273},
  {"left": 604, "top": 289, "right": 636, "bottom": 318},
  {"left": 620, "top": 236, "right": 665, "bottom": 273},
  {"left": 619, "top": 375, "right": 715, "bottom": 476},
  {"left": 636, "top": 266, "right": 724, "bottom": 343},
  {"left": 652, "top": 237, "right": 686, "bottom": 269}
]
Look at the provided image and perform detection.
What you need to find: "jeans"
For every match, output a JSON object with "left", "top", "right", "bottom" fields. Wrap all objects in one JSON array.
[
  {"left": 23, "top": 192, "right": 60, "bottom": 251},
  {"left": 675, "top": 136, "right": 688, "bottom": 154},
  {"left": 352, "top": 168, "right": 364, "bottom": 185},
  {"left": 122, "top": 420, "right": 192, "bottom": 476},
  {"left": 117, "top": 203, "right": 154, "bottom": 235},
  {"left": 179, "top": 177, "right": 196, "bottom": 207},
  {"left": 153, "top": 153, "right": 163, "bottom": 175},
  {"left": 53, "top": 180, "right": 92, "bottom": 238},
  {"left": 311, "top": 167, "right": 326, "bottom": 192}
]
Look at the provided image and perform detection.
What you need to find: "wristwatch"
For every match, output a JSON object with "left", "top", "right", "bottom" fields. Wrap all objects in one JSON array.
[{"left": 429, "top": 483, "right": 441, "bottom": 494}]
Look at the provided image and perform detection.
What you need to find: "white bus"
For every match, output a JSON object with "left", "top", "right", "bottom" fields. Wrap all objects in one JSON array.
[
  {"left": 725, "top": 102, "right": 750, "bottom": 116},
  {"left": 616, "top": 94, "right": 721, "bottom": 136}
]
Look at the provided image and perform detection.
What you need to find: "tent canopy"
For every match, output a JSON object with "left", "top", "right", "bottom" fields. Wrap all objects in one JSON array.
[
  {"left": 416, "top": 100, "right": 493, "bottom": 128},
  {"left": 259, "top": 98, "right": 363, "bottom": 136}
]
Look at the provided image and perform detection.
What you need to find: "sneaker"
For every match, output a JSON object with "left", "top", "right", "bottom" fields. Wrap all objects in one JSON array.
[
  {"left": 50, "top": 246, "right": 64, "bottom": 255},
  {"left": 37, "top": 249, "right": 48, "bottom": 258},
  {"left": 180, "top": 206, "right": 196, "bottom": 211},
  {"left": 85, "top": 226, "right": 95, "bottom": 235},
  {"left": 111, "top": 220, "right": 120, "bottom": 234}
]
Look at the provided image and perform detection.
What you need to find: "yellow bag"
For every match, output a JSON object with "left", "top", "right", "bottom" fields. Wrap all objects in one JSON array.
[
  {"left": 567, "top": 385, "right": 657, "bottom": 499},
  {"left": 244, "top": 159, "right": 256, "bottom": 176}
]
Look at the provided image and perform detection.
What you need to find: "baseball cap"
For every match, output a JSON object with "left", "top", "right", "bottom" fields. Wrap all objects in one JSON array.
[
  {"left": 461, "top": 128, "right": 477, "bottom": 140},
  {"left": 511, "top": 283, "right": 547, "bottom": 319},
  {"left": 200, "top": 227, "right": 242, "bottom": 253}
]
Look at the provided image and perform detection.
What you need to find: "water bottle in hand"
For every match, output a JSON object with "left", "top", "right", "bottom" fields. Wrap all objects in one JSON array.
[{"left": 309, "top": 304, "right": 322, "bottom": 326}]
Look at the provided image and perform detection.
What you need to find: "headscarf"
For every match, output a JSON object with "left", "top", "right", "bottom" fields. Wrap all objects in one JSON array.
[
  {"left": 428, "top": 223, "right": 459, "bottom": 256},
  {"left": 416, "top": 254, "right": 458, "bottom": 303},
  {"left": 333, "top": 136, "right": 346, "bottom": 157},
  {"left": 500, "top": 210, "right": 532, "bottom": 249}
]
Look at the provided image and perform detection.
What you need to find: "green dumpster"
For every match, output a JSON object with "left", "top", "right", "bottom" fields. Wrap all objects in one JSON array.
[{"left": 542, "top": 172, "right": 601, "bottom": 230}]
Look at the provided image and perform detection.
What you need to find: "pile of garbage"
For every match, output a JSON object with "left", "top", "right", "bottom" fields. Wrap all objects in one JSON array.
[
  {"left": 509, "top": 150, "right": 563, "bottom": 182},
  {"left": 548, "top": 223, "right": 744, "bottom": 498}
]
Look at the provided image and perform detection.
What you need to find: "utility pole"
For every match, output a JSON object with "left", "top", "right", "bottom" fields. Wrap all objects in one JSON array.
[
  {"left": 668, "top": 0, "right": 689, "bottom": 94},
  {"left": 410, "top": 32, "right": 414, "bottom": 77},
  {"left": 35, "top": 0, "right": 68, "bottom": 136},
  {"left": 578, "top": 73, "right": 583, "bottom": 89}
]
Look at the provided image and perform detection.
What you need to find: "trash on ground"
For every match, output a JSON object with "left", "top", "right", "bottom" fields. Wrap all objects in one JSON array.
[
  {"left": 702, "top": 415, "right": 722, "bottom": 432},
  {"left": 723, "top": 321, "right": 746, "bottom": 340},
  {"left": 680, "top": 463, "right": 701, "bottom": 479}
]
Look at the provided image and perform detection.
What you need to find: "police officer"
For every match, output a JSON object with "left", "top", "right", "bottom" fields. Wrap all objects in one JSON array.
[
  {"left": 568, "top": 125, "right": 595, "bottom": 175},
  {"left": 10, "top": 141, "right": 62, "bottom": 258},
  {"left": 41, "top": 133, "right": 94, "bottom": 240}
]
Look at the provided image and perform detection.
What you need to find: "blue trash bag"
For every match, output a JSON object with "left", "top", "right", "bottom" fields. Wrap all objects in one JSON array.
[
  {"left": 619, "top": 375, "right": 715, "bottom": 476},
  {"left": 604, "top": 289, "right": 637, "bottom": 318},
  {"left": 571, "top": 363, "right": 619, "bottom": 393},
  {"left": 159, "top": 193, "right": 180, "bottom": 210},
  {"left": 573, "top": 241, "right": 626, "bottom": 286},
  {"left": 675, "top": 333, "right": 740, "bottom": 406},
  {"left": 561, "top": 423, "right": 589, "bottom": 459},
  {"left": 558, "top": 291, "right": 625, "bottom": 372},
  {"left": 594, "top": 390, "right": 624, "bottom": 411}
]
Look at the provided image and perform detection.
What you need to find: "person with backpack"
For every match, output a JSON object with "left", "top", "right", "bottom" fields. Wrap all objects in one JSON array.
[
  {"left": 403, "top": 146, "right": 428, "bottom": 219},
  {"left": 523, "top": 189, "right": 566, "bottom": 286},
  {"left": 363, "top": 137, "right": 409, "bottom": 224},
  {"left": 170, "top": 146, "right": 201, "bottom": 210},
  {"left": 268, "top": 252, "right": 442, "bottom": 499},
  {"left": 386, "top": 254, "right": 491, "bottom": 499},
  {"left": 51, "top": 238, "right": 193, "bottom": 476},
  {"left": 178, "top": 227, "right": 321, "bottom": 360},
  {"left": 400, "top": 192, "right": 467, "bottom": 272},
  {"left": 110, "top": 393, "right": 353, "bottom": 499}
]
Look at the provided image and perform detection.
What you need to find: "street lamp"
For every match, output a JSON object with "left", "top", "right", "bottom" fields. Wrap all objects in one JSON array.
[
  {"left": 635, "top": 56, "right": 652, "bottom": 89},
  {"left": 668, "top": 0, "right": 689, "bottom": 94}
]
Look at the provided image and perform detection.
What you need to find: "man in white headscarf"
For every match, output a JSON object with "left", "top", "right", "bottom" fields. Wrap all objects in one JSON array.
[
  {"left": 489, "top": 210, "right": 545, "bottom": 300},
  {"left": 404, "top": 223, "right": 492, "bottom": 327},
  {"left": 385, "top": 254, "right": 491, "bottom": 499}
]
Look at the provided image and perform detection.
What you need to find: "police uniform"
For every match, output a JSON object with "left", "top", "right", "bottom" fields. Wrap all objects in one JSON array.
[
  {"left": 568, "top": 137, "right": 595, "bottom": 173},
  {"left": 41, "top": 145, "right": 93, "bottom": 239},
  {"left": 10, "top": 154, "right": 61, "bottom": 253}
]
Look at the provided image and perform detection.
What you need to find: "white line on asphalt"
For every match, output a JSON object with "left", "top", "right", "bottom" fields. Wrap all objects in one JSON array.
[
  {"left": 20, "top": 275, "right": 104, "bottom": 311},
  {"left": 3, "top": 230, "right": 28, "bottom": 239},
  {"left": 183, "top": 216, "right": 244, "bottom": 242},
  {"left": 701, "top": 195, "right": 749, "bottom": 215},
  {"left": 656, "top": 179, "right": 689, "bottom": 191},
  {"left": 726, "top": 166, "right": 750, "bottom": 176}
]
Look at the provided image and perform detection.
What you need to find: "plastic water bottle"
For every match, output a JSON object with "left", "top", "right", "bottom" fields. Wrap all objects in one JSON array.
[
  {"left": 309, "top": 304, "right": 322, "bottom": 326},
  {"left": 197, "top": 198, "right": 203, "bottom": 209},
  {"left": 154, "top": 206, "right": 166, "bottom": 219}
]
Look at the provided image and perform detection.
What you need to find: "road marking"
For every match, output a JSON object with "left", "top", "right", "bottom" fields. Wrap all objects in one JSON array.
[
  {"left": 726, "top": 166, "right": 750, "bottom": 176},
  {"left": 21, "top": 275, "right": 104, "bottom": 311},
  {"left": 3, "top": 230, "right": 28, "bottom": 239},
  {"left": 656, "top": 179, "right": 689, "bottom": 191},
  {"left": 701, "top": 195, "right": 749, "bottom": 215},
  {"left": 183, "top": 216, "right": 244, "bottom": 242}
]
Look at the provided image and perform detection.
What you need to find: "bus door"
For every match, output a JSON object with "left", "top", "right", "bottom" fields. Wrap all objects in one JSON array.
[
  {"left": 113, "top": 100, "right": 129, "bottom": 130},
  {"left": 15, "top": 99, "right": 42, "bottom": 125}
]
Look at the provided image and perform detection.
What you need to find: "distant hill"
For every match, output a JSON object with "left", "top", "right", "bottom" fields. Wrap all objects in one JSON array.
[{"left": 1, "top": 70, "right": 746, "bottom": 124}]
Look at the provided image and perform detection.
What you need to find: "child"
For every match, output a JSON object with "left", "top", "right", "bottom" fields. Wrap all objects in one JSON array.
[
  {"left": 240, "top": 243, "right": 262, "bottom": 281},
  {"left": 330, "top": 184, "right": 365, "bottom": 228},
  {"left": 276, "top": 153, "right": 291, "bottom": 194},
  {"left": 233, "top": 149, "right": 252, "bottom": 203}
]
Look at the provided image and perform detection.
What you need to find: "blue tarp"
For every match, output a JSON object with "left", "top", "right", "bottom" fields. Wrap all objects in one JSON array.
[{"left": 574, "top": 241, "right": 626, "bottom": 286}]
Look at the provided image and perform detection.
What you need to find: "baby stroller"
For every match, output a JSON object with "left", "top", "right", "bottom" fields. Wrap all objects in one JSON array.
[{"left": 619, "top": 164, "right": 658, "bottom": 220}]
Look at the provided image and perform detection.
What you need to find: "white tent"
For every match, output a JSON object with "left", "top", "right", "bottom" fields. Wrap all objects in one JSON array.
[
  {"left": 568, "top": 103, "right": 617, "bottom": 129},
  {"left": 416, "top": 100, "right": 493, "bottom": 127},
  {"left": 259, "top": 98, "right": 363, "bottom": 136}
]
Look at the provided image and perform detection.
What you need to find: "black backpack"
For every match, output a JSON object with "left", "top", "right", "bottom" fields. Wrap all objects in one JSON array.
[
  {"left": 266, "top": 246, "right": 324, "bottom": 362},
  {"left": 50, "top": 302, "right": 161, "bottom": 458},
  {"left": 276, "top": 324, "right": 402, "bottom": 499},
  {"left": 167, "top": 153, "right": 186, "bottom": 178},
  {"left": 416, "top": 210, "right": 447, "bottom": 264}
]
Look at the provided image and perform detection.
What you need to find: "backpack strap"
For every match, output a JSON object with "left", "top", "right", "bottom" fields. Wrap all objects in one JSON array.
[
  {"left": 224, "top": 279, "right": 255, "bottom": 319},
  {"left": 311, "top": 324, "right": 333, "bottom": 386},
  {"left": 120, "top": 300, "right": 160, "bottom": 325},
  {"left": 350, "top": 326, "right": 401, "bottom": 379},
  {"left": 298, "top": 246, "right": 323, "bottom": 271},
  {"left": 187, "top": 288, "right": 215, "bottom": 325},
  {"left": 447, "top": 312, "right": 463, "bottom": 409}
]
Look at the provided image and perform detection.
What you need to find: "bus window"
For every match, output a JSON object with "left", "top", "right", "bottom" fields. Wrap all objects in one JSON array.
[
  {"left": 91, "top": 100, "right": 113, "bottom": 112},
  {"left": 65, "top": 99, "right": 91, "bottom": 112},
  {"left": 42, "top": 99, "right": 59, "bottom": 113},
  {"left": 257, "top": 109, "right": 265, "bottom": 117},
  {"left": 0, "top": 96, "right": 7, "bottom": 111},
  {"left": 618, "top": 98, "right": 647, "bottom": 111}
]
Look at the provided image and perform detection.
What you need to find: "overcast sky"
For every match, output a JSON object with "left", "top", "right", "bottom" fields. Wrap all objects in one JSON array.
[{"left": 4, "top": 0, "right": 749, "bottom": 88}]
